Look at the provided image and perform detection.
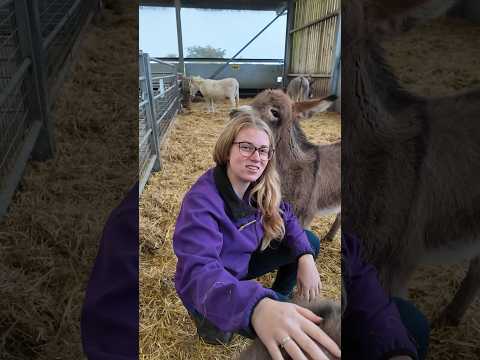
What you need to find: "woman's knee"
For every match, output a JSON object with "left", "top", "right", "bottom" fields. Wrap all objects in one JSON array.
[
  {"left": 304, "top": 230, "right": 320, "bottom": 259},
  {"left": 392, "top": 297, "right": 430, "bottom": 359}
]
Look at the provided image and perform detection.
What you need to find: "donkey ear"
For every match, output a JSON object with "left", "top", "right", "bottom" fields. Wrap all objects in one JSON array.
[
  {"left": 369, "top": 0, "right": 458, "bottom": 36},
  {"left": 293, "top": 95, "right": 337, "bottom": 119}
]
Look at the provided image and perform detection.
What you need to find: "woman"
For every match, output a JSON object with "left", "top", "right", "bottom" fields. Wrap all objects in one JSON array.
[
  {"left": 342, "top": 232, "right": 430, "bottom": 360},
  {"left": 173, "top": 112, "right": 341, "bottom": 360}
]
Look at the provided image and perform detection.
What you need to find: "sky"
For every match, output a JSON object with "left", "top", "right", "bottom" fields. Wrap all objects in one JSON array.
[{"left": 139, "top": 6, "right": 287, "bottom": 59}]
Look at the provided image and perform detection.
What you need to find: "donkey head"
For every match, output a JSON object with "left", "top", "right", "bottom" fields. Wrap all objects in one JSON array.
[{"left": 230, "top": 89, "right": 336, "bottom": 137}]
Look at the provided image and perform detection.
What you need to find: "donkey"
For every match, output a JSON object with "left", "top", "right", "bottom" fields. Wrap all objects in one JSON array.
[
  {"left": 287, "top": 76, "right": 311, "bottom": 102},
  {"left": 231, "top": 91, "right": 341, "bottom": 241},
  {"left": 343, "top": 0, "right": 480, "bottom": 326},
  {"left": 237, "top": 297, "right": 341, "bottom": 360}
]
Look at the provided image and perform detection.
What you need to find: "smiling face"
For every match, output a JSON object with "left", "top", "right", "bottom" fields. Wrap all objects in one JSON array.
[{"left": 227, "top": 127, "right": 271, "bottom": 191}]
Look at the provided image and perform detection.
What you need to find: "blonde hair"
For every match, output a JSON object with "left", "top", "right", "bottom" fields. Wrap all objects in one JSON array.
[{"left": 213, "top": 113, "right": 285, "bottom": 250}]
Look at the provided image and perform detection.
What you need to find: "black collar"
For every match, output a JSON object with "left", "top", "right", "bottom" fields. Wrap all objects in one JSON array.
[{"left": 213, "top": 165, "right": 257, "bottom": 221}]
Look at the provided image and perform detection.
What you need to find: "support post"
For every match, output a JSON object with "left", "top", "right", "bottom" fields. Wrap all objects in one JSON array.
[
  {"left": 16, "top": 0, "right": 55, "bottom": 160},
  {"left": 174, "top": 0, "right": 185, "bottom": 76},
  {"left": 329, "top": 15, "right": 341, "bottom": 95},
  {"left": 283, "top": 0, "right": 294, "bottom": 88}
]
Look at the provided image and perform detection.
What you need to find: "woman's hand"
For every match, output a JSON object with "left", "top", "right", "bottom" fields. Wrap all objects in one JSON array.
[
  {"left": 297, "top": 254, "right": 322, "bottom": 302},
  {"left": 251, "top": 297, "right": 340, "bottom": 360}
]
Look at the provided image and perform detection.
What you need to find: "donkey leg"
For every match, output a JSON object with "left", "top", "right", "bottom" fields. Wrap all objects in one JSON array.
[
  {"left": 323, "top": 212, "right": 341, "bottom": 241},
  {"left": 434, "top": 255, "right": 480, "bottom": 327}
]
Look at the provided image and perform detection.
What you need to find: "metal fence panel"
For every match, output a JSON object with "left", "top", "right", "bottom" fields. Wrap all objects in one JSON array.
[
  {"left": 0, "top": 0, "right": 97, "bottom": 218},
  {"left": 139, "top": 52, "right": 181, "bottom": 194}
]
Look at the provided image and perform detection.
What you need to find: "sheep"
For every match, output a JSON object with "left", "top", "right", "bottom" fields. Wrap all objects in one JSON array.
[{"left": 190, "top": 75, "right": 239, "bottom": 112}]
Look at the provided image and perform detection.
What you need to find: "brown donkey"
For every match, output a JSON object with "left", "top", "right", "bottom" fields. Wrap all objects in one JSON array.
[
  {"left": 231, "top": 90, "right": 340, "bottom": 241},
  {"left": 343, "top": 0, "right": 480, "bottom": 326}
]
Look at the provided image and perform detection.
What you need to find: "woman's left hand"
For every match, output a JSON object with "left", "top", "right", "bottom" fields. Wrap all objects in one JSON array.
[{"left": 297, "top": 254, "right": 322, "bottom": 302}]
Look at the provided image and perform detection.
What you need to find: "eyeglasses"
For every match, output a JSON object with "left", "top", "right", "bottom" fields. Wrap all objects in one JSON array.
[{"left": 232, "top": 142, "right": 274, "bottom": 160}]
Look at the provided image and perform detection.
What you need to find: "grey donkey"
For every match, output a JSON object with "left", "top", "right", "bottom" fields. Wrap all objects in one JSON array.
[
  {"left": 237, "top": 297, "right": 341, "bottom": 360},
  {"left": 287, "top": 76, "right": 312, "bottom": 102},
  {"left": 231, "top": 91, "right": 340, "bottom": 241},
  {"left": 342, "top": 0, "right": 480, "bottom": 326}
]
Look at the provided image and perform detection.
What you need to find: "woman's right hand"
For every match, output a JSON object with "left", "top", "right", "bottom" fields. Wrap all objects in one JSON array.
[{"left": 251, "top": 297, "right": 341, "bottom": 360}]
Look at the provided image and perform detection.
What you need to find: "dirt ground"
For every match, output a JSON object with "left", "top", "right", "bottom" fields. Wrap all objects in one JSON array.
[
  {"left": 383, "top": 16, "right": 480, "bottom": 360},
  {"left": 139, "top": 99, "right": 341, "bottom": 359}
]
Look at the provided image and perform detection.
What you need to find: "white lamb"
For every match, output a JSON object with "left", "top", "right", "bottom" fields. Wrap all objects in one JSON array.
[{"left": 190, "top": 75, "right": 239, "bottom": 112}]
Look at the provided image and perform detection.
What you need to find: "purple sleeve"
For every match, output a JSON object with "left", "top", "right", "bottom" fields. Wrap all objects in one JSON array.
[
  {"left": 81, "top": 184, "right": 139, "bottom": 360},
  {"left": 342, "top": 233, "right": 418, "bottom": 360},
  {"left": 173, "top": 193, "right": 278, "bottom": 332},
  {"left": 281, "top": 202, "right": 313, "bottom": 258}
]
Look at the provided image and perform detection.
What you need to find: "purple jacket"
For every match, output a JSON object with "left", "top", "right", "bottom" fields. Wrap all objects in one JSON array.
[
  {"left": 173, "top": 166, "right": 313, "bottom": 332},
  {"left": 342, "top": 232, "right": 418, "bottom": 360},
  {"left": 81, "top": 184, "right": 139, "bottom": 359}
]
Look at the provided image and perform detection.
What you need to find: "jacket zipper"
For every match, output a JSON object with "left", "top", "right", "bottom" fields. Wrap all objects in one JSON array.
[{"left": 238, "top": 219, "right": 256, "bottom": 231}]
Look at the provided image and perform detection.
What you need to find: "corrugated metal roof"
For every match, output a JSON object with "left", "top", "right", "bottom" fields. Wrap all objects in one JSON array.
[{"left": 139, "top": 0, "right": 287, "bottom": 11}]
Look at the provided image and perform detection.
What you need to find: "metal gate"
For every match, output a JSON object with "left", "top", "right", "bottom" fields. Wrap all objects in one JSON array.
[
  {"left": 285, "top": 0, "right": 340, "bottom": 97},
  {"left": 0, "top": 0, "right": 97, "bottom": 218},
  {"left": 139, "top": 52, "right": 181, "bottom": 194}
]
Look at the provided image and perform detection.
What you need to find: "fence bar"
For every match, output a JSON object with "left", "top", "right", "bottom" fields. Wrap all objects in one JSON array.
[
  {"left": 0, "top": 120, "right": 41, "bottom": 217},
  {"left": 155, "top": 95, "right": 179, "bottom": 128},
  {"left": 153, "top": 84, "right": 176, "bottom": 100},
  {"left": 139, "top": 128, "right": 152, "bottom": 150},
  {"left": 287, "top": 72, "right": 330, "bottom": 78},
  {"left": 0, "top": 58, "right": 30, "bottom": 107},
  {"left": 0, "top": 0, "right": 13, "bottom": 8},
  {"left": 42, "top": 0, "right": 82, "bottom": 51},
  {"left": 141, "top": 52, "right": 161, "bottom": 171},
  {"left": 139, "top": 155, "right": 157, "bottom": 195},
  {"left": 151, "top": 74, "right": 176, "bottom": 80},
  {"left": 17, "top": 0, "right": 55, "bottom": 160}
]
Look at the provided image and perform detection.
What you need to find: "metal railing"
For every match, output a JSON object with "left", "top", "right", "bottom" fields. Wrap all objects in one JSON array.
[
  {"left": 0, "top": 0, "right": 97, "bottom": 218},
  {"left": 139, "top": 52, "right": 181, "bottom": 194}
]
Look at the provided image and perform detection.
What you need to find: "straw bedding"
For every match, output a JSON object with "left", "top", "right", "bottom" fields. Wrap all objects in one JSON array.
[
  {"left": 0, "top": 4, "right": 137, "bottom": 359},
  {"left": 383, "top": 16, "right": 480, "bottom": 360},
  {"left": 139, "top": 99, "right": 341, "bottom": 359}
]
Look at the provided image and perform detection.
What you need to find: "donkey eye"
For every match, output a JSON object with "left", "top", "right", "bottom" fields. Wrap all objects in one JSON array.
[{"left": 270, "top": 109, "right": 280, "bottom": 118}]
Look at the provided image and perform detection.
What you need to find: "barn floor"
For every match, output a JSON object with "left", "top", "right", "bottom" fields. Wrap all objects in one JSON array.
[
  {"left": 383, "top": 16, "right": 480, "bottom": 360},
  {"left": 0, "top": 4, "right": 137, "bottom": 359},
  {"left": 139, "top": 99, "right": 341, "bottom": 359}
]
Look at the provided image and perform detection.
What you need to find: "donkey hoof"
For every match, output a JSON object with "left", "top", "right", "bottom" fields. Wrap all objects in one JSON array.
[{"left": 323, "top": 233, "right": 337, "bottom": 242}]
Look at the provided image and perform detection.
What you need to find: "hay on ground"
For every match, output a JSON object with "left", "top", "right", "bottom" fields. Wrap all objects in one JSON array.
[{"left": 0, "top": 4, "right": 137, "bottom": 359}]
